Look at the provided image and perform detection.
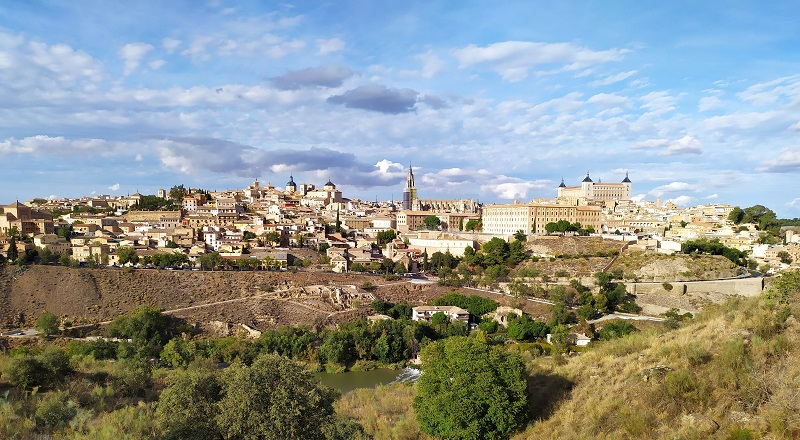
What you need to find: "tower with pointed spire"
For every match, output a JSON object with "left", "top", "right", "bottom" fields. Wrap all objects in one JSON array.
[{"left": 402, "top": 165, "right": 417, "bottom": 210}]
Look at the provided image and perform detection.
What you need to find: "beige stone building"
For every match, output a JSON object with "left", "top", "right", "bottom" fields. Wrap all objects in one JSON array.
[
  {"left": 557, "top": 173, "right": 632, "bottom": 205},
  {"left": 482, "top": 203, "right": 603, "bottom": 235},
  {"left": 0, "top": 201, "right": 55, "bottom": 236},
  {"left": 396, "top": 211, "right": 480, "bottom": 233}
]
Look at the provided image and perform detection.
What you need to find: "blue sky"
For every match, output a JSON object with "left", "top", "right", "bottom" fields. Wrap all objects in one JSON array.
[{"left": 1, "top": 1, "right": 799, "bottom": 215}]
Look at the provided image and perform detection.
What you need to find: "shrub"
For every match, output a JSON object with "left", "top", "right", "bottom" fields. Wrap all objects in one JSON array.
[
  {"left": 662, "top": 282, "right": 673, "bottom": 291},
  {"left": 599, "top": 320, "right": 637, "bottom": 340},
  {"left": 662, "top": 369, "right": 703, "bottom": 408},
  {"left": 36, "top": 311, "right": 59, "bottom": 336},
  {"left": 6, "top": 356, "right": 53, "bottom": 389},
  {"left": 111, "top": 360, "right": 152, "bottom": 397},
  {"left": 35, "top": 391, "right": 77, "bottom": 428}
]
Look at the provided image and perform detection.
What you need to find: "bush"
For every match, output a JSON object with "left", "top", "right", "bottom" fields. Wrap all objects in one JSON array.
[
  {"left": 36, "top": 311, "right": 59, "bottom": 336},
  {"left": 662, "top": 282, "right": 673, "bottom": 291},
  {"left": 35, "top": 391, "right": 77, "bottom": 428},
  {"left": 599, "top": 319, "right": 637, "bottom": 340},
  {"left": 6, "top": 356, "right": 53, "bottom": 389},
  {"left": 111, "top": 360, "right": 152, "bottom": 397}
]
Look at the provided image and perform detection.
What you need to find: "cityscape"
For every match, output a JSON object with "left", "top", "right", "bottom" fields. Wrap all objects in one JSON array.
[{"left": 1, "top": 2, "right": 800, "bottom": 440}]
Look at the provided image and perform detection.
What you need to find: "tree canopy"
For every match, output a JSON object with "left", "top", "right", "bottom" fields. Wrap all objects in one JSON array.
[{"left": 414, "top": 337, "right": 529, "bottom": 440}]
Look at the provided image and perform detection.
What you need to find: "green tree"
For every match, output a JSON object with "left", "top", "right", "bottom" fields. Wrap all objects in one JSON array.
[
  {"left": 107, "top": 305, "right": 171, "bottom": 356},
  {"left": 116, "top": 246, "right": 139, "bottom": 265},
  {"left": 728, "top": 206, "right": 745, "bottom": 224},
  {"left": 423, "top": 215, "right": 441, "bottom": 230},
  {"left": 599, "top": 319, "right": 637, "bottom": 340},
  {"left": 513, "top": 230, "right": 527, "bottom": 242},
  {"left": 506, "top": 315, "right": 549, "bottom": 341},
  {"left": 198, "top": 252, "right": 223, "bottom": 270},
  {"left": 777, "top": 251, "right": 793, "bottom": 265},
  {"left": 6, "top": 236, "right": 19, "bottom": 262},
  {"left": 481, "top": 238, "right": 510, "bottom": 267},
  {"left": 216, "top": 354, "right": 340, "bottom": 440},
  {"left": 264, "top": 231, "right": 281, "bottom": 246},
  {"left": 157, "top": 369, "right": 223, "bottom": 440},
  {"left": 36, "top": 311, "right": 59, "bottom": 336},
  {"left": 414, "top": 337, "right": 528, "bottom": 440},
  {"left": 377, "top": 229, "right": 397, "bottom": 245},
  {"left": 464, "top": 219, "right": 482, "bottom": 232},
  {"left": 169, "top": 184, "right": 187, "bottom": 201}
]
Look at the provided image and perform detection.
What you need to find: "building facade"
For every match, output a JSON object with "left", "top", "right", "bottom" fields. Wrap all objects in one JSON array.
[
  {"left": 557, "top": 173, "right": 632, "bottom": 205},
  {"left": 482, "top": 203, "right": 603, "bottom": 235}
]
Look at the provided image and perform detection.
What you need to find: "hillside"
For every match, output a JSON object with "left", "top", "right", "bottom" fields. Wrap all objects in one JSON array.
[
  {"left": 338, "top": 273, "right": 800, "bottom": 439},
  {"left": 610, "top": 251, "right": 740, "bottom": 281},
  {"left": 0, "top": 266, "right": 393, "bottom": 330}
]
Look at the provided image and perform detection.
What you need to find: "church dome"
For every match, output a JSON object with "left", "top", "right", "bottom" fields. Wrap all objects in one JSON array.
[
  {"left": 286, "top": 175, "right": 296, "bottom": 187},
  {"left": 324, "top": 179, "right": 335, "bottom": 188}
]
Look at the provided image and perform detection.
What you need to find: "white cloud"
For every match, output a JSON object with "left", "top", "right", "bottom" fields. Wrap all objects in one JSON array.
[
  {"left": 758, "top": 148, "right": 800, "bottom": 172},
  {"left": 453, "top": 41, "right": 628, "bottom": 81},
  {"left": 787, "top": 197, "right": 800, "bottom": 207},
  {"left": 698, "top": 96, "right": 723, "bottom": 112},
  {"left": 663, "top": 135, "right": 702, "bottom": 155},
  {"left": 148, "top": 59, "right": 166, "bottom": 70},
  {"left": 108, "top": 183, "right": 120, "bottom": 191},
  {"left": 648, "top": 181, "right": 699, "bottom": 197},
  {"left": 420, "top": 167, "right": 548, "bottom": 200},
  {"left": 119, "top": 42, "right": 153, "bottom": 75},
  {"left": 416, "top": 50, "right": 445, "bottom": 78},
  {"left": 162, "top": 38, "right": 181, "bottom": 53},
  {"left": 586, "top": 93, "right": 629, "bottom": 107},
  {"left": 640, "top": 91, "right": 678, "bottom": 115},
  {"left": 705, "top": 193, "right": 719, "bottom": 199},
  {"left": 0, "top": 135, "right": 129, "bottom": 156},
  {"left": 668, "top": 195, "right": 694, "bottom": 206},
  {"left": 316, "top": 37, "right": 344, "bottom": 55},
  {"left": 631, "top": 135, "right": 701, "bottom": 155},
  {"left": 590, "top": 70, "right": 637, "bottom": 86}
]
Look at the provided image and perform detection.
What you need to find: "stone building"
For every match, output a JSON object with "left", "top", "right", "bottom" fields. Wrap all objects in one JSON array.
[
  {"left": 482, "top": 202, "right": 603, "bottom": 235},
  {"left": 0, "top": 201, "right": 55, "bottom": 236},
  {"left": 557, "top": 173, "right": 632, "bottom": 205}
]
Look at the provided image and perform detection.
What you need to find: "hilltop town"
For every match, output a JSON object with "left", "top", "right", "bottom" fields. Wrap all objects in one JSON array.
[{"left": 1, "top": 169, "right": 798, "bottom": 276}]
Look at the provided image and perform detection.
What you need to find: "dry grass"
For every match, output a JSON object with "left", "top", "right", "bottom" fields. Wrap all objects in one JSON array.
[
  {"left": 335, "top": 383, "right": 429, "bottom": 440},
  {"left": 515, "top": 296, "right": 800, "bottom": 439}
]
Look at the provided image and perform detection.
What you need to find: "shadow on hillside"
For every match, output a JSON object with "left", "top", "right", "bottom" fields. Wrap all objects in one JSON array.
[{"left": 527, "top": 372, "right": 574, "bottom": 421}]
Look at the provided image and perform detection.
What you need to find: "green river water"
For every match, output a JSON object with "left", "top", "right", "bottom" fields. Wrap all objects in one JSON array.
[{"left": 315, "top": 367, "right": 420, "bottom": 394}]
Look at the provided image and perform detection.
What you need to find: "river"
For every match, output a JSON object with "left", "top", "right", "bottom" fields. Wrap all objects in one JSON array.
[{"left": 316, "top": 367, "right": 421, "bottom": 394}]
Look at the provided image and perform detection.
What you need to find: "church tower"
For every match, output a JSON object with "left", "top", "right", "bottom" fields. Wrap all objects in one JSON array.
[{"left": 402, "top": 166, "right": 417, "bottom": 210}]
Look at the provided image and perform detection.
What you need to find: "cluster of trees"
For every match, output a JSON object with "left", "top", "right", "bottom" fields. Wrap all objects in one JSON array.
[
  {"left": 545, "top": 220, "right": 595, "bottom": 235},
  {"left": 426, "top": 237, "right": 530, "bottom": 287},
  {"left": 154, "top": 317, "right": 460, "bottom": 370},
  {"left": 545, "top": 273, "right": 638, "bottom": 326},
  {"left": 681, "top": 238, "right": 747, "bottom": 266},
  {"left": 371, "top": 300, "right": 412, "bottom": 319},
  {"left": 431, "top": 292, "right": 499, "bottom": 318},
  {"left": 350, "top": 258, "right": 407, "bottom": 274},
  {"left": 155, "top": 355, "right": 363, "bottom": 440},
  {"left": 129, "top": 195, "right": 181, "bottom": 211},
  {"left": 49, "top": 204, "right": 114, "bottom": 218},
  {"left": 1, "top": 343, "right": 364, "bottom": 439},
  {"left": 729, "top": 205, "right": 800, "bottom": 239},
  {"left": 376, "top": 229, "right": 397, "bottom": 246}
]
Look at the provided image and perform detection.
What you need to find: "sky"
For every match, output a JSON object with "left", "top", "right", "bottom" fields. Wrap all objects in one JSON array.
[{"left": 1, "top": 1, "right": 799, "bottom": 215}]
